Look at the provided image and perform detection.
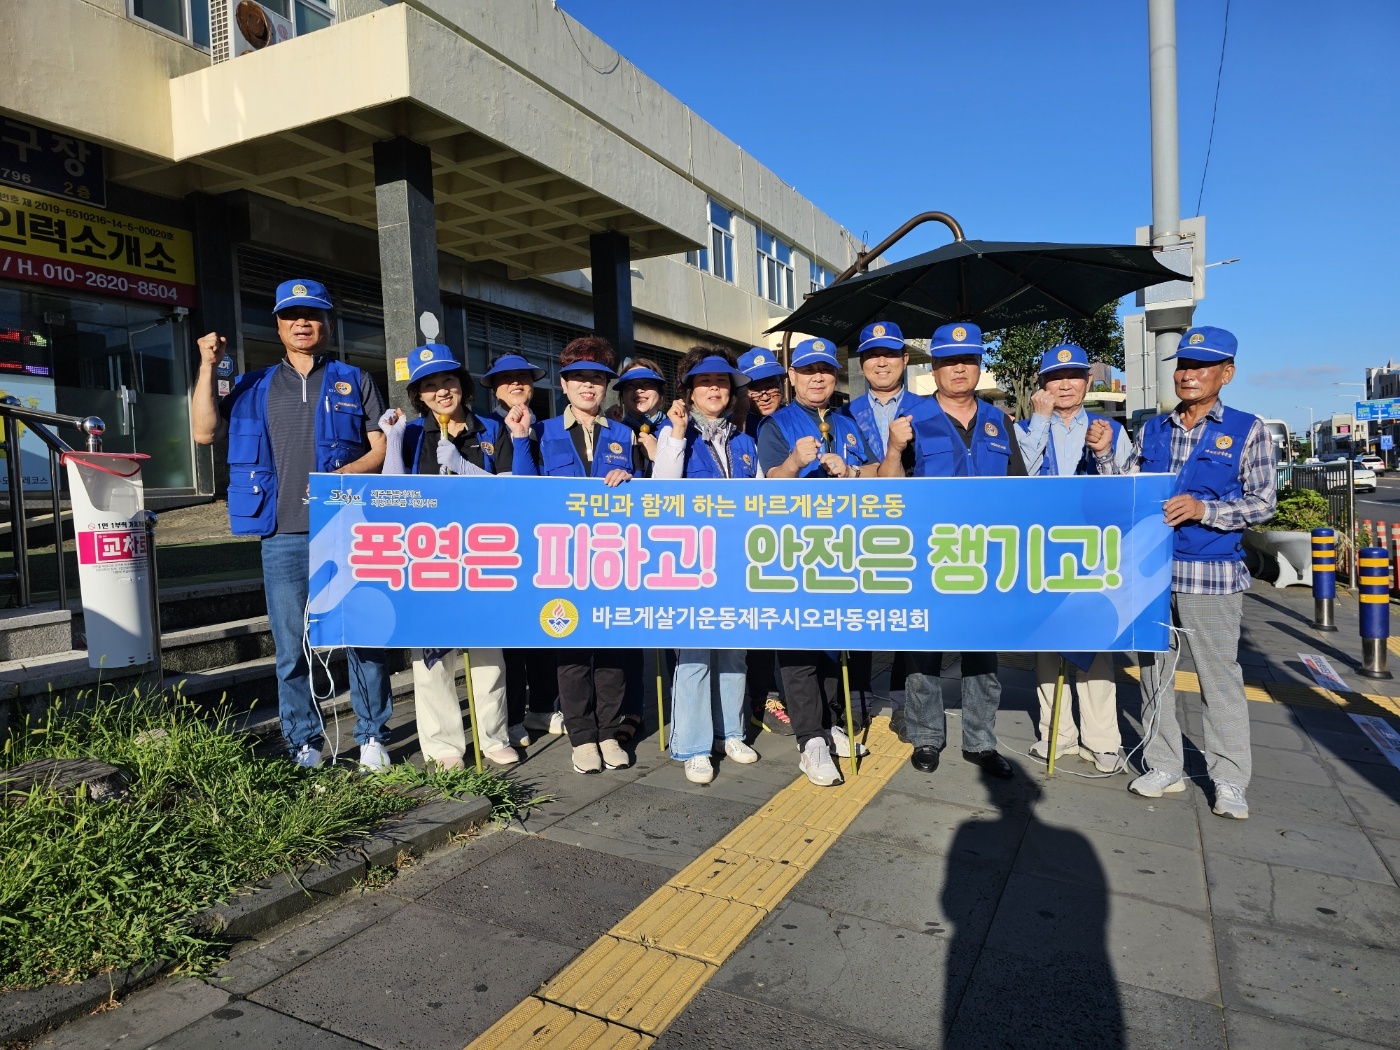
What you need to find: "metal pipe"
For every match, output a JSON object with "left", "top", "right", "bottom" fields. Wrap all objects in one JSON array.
[
  {"left": 140, "top": 510, "right": 163, "bottom": 683},
  {"left": 1148, "top": 0, "right": 1187, "bottom": 409},
  {"left": 49, "top": 447, "right": 68, "bottom": 615},
  {"left": 1046, "top": 657, "right": 1068, "bottom": 777},
  {"left": 4, "top": 414, "right": 30, "bottom": 608}
]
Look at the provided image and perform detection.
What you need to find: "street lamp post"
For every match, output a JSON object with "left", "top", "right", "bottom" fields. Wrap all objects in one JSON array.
[{"left": 1295, "top": 405, "right": 1314, "bottom": 458}]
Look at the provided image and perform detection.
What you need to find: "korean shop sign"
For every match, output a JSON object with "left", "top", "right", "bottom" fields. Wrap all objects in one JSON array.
[
  {"left": 306, "top": 474, "right": 1175, "bottom": 653},
  {"left": 1, "top": 118, "right": 105, "bottom": 207},
  {"left": 0, "top": 188, "right": 195, "bottom": 307}
]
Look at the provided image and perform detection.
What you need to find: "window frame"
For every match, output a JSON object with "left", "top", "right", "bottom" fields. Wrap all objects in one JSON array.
[
  {"left": 685, "top": 198, "right": 736, "bottom": 283},
  {"left": 127, "top": 0, "right": 336, "bottom": 50},
  {"left": 755, "top": 228, "right": 795, "bottom": 308}
]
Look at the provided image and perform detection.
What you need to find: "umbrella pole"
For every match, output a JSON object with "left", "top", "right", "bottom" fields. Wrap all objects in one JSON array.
[
  {"left": 840, "top": 651, "right": 859, "bottom": 779},
  {"left": 1046, "top": 657, "right": 1068, "bottom": 778},
  {"left": 656, "top": 649, "right": 668, "bottom": 753},
  {"left": 462, "top": 648, "right": 484, "bottom": 773}
]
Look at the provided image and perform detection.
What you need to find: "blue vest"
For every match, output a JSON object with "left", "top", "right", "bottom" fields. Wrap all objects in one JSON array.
[
  {"left": 225, "top": 358, "right": 367, "bottom": 537},
  {"left": 908, "top": 397, "right": 1014, "bottom": 478},
  {"left": 535, "top": 414, "right": 635, "bottom": 478},
  {"left": 401, "top": 414, "right": 501, "bottom": 475},
  {"left": 843, "top": 388, "right": 926, "bottom": 463},
  {"left": 1017, "top": 412, "right": 1123, "bottom": 476},
  {"left": 1140, "top": 405, "right": 1256, "bottom": 562},
  {"left": 769, "top": 402, "right": 867, "bottom": 478},
  {"left": 658, "top": 421, "right": 759, "bottom": 479}
]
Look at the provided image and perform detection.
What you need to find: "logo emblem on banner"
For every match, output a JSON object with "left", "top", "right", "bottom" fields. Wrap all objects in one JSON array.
[
  {"left": 951, "top": 326, "right": 967, "bottom": 342},
  {"left": 540, "top": 599, "right": 578, "bottom": 638},
  {"left": 334, "top": 381, "right": 352, "bottom": 395},
  {"left": 984, "top": 422, "right": 998, "bottom": 437},
  {"left": 1057, "top": 348, "right": 1073, "bottom": 363},
  {"left": 1215, "top": 435, "right": 1234, "bottom": 450}
]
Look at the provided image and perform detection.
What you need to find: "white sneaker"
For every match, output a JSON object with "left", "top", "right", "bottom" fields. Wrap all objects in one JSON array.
[
  {"left": 548, "top": 711, "right": 567, "bottom": 736},
  {"left": 724, "top": 738, "right": 759, "bottom": 764},
  {"left": 508, "top": 723, "right": 531, "bottom": 748},
  {"left": 1212, "top": 781, "right": 1249, "bottom": 819},
  {"left": 599, "top": 738, "right": 630, "bottom": 769},
  {"left": 1129, "top": 769, "right": 1185, "bottom": 797},
  {"left": 571, "top": 742, "right": 602, "bottom": 774},
  {"left": 829, "top": 725, "right": 870, "bottom": 759},
  {"left": 1085, "top": 748, "right": 1124, "bottom": 774},
  {"left": 1029, "top": 739, "right": 1078, "bottom": 762},
  {"left": 357, "top": 738, "right": 390, "bottom": 772},
  {"left": 485, "top": 745, "right": 520, "bottom": 766},
  {"left": 800, "top": 737, "right": 843, "bottom": 787},
  {"left": 292, "top": 743, "right": 322, "bottom": 769},
  {"left": 684, "top": 755, "right": 715, "bottom": 784}
]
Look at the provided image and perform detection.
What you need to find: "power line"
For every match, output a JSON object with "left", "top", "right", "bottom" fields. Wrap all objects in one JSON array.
[{"left": 1195, "top": 0, "right": 1232, "bottom": 215}]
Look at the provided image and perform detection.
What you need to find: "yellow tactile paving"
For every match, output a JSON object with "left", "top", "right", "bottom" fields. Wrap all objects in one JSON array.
[
  {"left": 1265, "top": 681, "right": 1340, "bottom": 709},
  {"left": 609, "top": 886, "right": 766, "bottom": 965},
  {"left": 539, "top": 937, "right": 715, "bottom": 1034},
  {"left": 669, "top": 848, "right": 806, "bottom": 910},
  {"left": 465, "top": 717, "right": 908, "bottom": 1048},
  {"left": 466, "top": 997, "right": 654, "bottom": 1050},
  {"left": 1242, "top": 682, "right": 1274, "bottom": 703}
]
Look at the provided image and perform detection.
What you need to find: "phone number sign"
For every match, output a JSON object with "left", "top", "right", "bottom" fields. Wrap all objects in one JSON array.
[{"left": 0, "top": 187, "right": 195, "bottom": 307}]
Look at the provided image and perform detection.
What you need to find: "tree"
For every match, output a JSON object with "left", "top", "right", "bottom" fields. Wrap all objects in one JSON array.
[{"left": 980, "top": 301, "right": 1125, "bottom": 418}]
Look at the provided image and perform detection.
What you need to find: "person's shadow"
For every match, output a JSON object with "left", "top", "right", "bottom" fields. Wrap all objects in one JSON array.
[{"left": 942, "top": 768, "right": 1126, "bottom": 1048}]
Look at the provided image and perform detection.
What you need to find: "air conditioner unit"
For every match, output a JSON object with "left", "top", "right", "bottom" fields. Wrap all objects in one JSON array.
[{"left": 211, "top": 0, "right": 296, "bottom": 64}]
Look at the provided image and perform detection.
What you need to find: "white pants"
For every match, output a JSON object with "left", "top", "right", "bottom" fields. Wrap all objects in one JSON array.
[
  {"left": 410, "top": 647, "right": 509, "bottom": 763},
  {"left": 1034, "top": 652, "right": 1121, "bottom": 754}
]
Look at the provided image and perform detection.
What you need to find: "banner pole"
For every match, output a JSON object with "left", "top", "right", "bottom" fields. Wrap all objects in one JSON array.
[
  {"left": 461, "top": 649, "right": 485, "bottom": 773},
  {"left": 840, "top": 651, "right": 859, "bottom": 778},
  {"left": 1046, "top": 657, "right": 1068, "bottom": 777},
  {"left": 656, "top": 649, "right": 667, "bottom": 752}
]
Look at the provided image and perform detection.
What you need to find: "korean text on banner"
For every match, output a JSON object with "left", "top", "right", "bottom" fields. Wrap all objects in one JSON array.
[{"left": 307, "top": 474, "right": 1176, "bottom": 653}]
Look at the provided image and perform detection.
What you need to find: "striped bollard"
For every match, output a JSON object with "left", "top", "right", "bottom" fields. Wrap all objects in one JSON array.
[
  {"left": 1311, "top": 528, "right": 1338, "bottom": 632},
  {"left": 1362, "top": 519, "right": 1374, "bottom": 548},
  {"left": 1379, "top": 521, "right": 1390, "bottom": 550},
  {"left": 1357, "top": 546, "right": 1393, "bottom": 680}
]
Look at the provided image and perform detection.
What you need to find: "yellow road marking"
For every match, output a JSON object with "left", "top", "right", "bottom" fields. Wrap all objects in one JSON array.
[{"left": 466, "top": 717, "right": 908, "bottom": 1048}]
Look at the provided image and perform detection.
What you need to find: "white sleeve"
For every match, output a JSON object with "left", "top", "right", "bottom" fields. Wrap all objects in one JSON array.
[{"left": 652, "top": 430, "right": 687, "bottom": 479}]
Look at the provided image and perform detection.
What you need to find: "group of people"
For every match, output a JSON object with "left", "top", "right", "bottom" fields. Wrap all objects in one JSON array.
[{"left": 192, "top": 276, "right": 1274, "bottom": 820}]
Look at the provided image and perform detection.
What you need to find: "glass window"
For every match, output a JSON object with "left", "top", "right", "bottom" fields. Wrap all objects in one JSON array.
[
  {"left": 295, "top": 0, "right": 334, "bottom": 34},
  {"left": 685, "top": 199, "right": 734, "bottom": 283},
  {"left": 809, "top": 259, "right": 833, "bottom": 294},
  {"left": 131, "top": 0, "right": 185, "bottom": 36},
  {"left": 756, "top": 229, "right": 795, "bottom": 308}
]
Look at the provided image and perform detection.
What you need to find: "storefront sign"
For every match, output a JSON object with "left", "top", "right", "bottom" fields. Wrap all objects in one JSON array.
[
  {"left": 0, "top": 188, "right": 195, "bottom": 307},
  {"left": 306, "top": 474, "right": 1175, "bottom": 652},
  {"left": 1, "top": 118, "right": 106, "bottom": 207}
]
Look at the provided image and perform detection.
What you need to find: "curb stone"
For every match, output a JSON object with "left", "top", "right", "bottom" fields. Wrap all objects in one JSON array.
[{"left": 0, "top": 794, "right": 491, "bottom": 1047}]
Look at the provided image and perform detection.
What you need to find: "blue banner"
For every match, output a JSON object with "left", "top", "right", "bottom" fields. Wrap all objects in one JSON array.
[{"left": 306, "top": 474, "right": 1175, "bottom": 653}]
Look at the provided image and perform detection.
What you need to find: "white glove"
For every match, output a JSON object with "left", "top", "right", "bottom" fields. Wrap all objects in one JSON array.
[
  {"left": 436, "top": 438, "right": 471, "bottom": 475},
  {"left": 378, "top": 408, "right": 406, "bottom": 438}
]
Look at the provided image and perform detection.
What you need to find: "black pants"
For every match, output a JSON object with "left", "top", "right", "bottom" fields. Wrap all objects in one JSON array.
[
  {"left": 846, "top": 652, "right": 908, "bottom": 695},
  {"left": 557, "top": 649, "right": 627, "bottom": 746},
  {"left": 777, "top": 650, "right": 848, "bottom": 751},
  {"left": 623, "top": 648, "right": 676, "bottom": 722},
  {"left": 746, "top": 649, "right": 780, "bottom": 717},
  {"left": 505, "top": 648, "right": 557, "bottom": 726}
]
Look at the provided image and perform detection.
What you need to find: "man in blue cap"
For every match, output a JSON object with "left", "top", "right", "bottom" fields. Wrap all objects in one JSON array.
[
  {"left": 735, "top": 346, "right": 786, "bottom": 438},
  {"left": 192, "top": 279, "right": 392, "bottom": 771},
  {"left": 1018, "top": 344, "right": 1133, "bottom": 772},
  {"left": 759, "top": 337, "right": 877, "bottom": 786},
  {"left": 880, "top": 322, "right": 1026, "bottom": 780},
  {"left": 1087, "top": 326, "right": 1274, "bottom": 819}
]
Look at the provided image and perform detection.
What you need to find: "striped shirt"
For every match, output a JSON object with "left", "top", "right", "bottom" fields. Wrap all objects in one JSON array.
[{"left": 1098, "top": 399, "right": 1276, "bottom": 595}]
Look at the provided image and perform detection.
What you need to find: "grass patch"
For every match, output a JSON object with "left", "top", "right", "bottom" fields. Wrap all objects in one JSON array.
[{"left": 0, "top": 690, "right": 539, "bottom": 991}]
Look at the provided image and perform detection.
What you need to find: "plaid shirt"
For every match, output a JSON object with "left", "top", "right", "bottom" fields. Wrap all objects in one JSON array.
[{"left": 1098, "top": 400, "right": 1276, "bottom": 595}]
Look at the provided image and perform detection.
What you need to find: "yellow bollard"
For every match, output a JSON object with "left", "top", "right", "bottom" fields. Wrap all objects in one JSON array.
[
  {"left": 840, "top": 651, "right": 859, "bottom": 779},
  {"left": 461, "top": 648, "right": 485, "bottom": 773},
  {"left": 656, "top": 649, "right": 668, "bottom": 752},
  {"left": 1046, "top": 657, "right": 1068, "bottom": 778}
]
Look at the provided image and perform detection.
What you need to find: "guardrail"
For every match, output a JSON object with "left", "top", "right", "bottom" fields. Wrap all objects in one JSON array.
[
  {"left": 0, "top": 398, "right": 105, "bottom": 610},
  {"left": 1289, "top": 461, "right": 1358, "bottom": 591}
]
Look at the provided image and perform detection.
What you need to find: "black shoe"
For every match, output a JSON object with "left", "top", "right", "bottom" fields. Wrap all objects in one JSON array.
[
  {"left": 962, "top": 749, "right": 1014, "bottom": 779},
  {"left": 890, "top": 707, "right": 909, "bottom": 743},
  {"left": 910, "top": 745, "right": 940, "bottom": 773}
]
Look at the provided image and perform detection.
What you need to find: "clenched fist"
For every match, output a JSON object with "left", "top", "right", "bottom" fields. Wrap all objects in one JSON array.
[
  {"left": 789, "top": 435, "right": 820, "bottom": 469},
  {"left": 887, "top": 415, "right": 914, "bottom": 454},
  {"left": 197, "top": 332, "right": 227, "bottom": 371},
  {"left": 1030, "top": 387, "right": 1055, "bottom": 418},
  {"left": 1085, "top": 419, "right": 1114, "bottom": 455},
  {"left": 504, "top": 404, "right": 531, "bottom": 439}
]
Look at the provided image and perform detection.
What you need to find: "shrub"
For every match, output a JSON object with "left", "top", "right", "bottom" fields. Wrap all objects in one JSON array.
[{"left": 1256, "top": 488, "right": 1329, "bottom": 533}]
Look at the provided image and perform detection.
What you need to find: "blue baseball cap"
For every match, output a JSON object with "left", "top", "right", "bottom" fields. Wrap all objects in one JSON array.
[
  {"left": 791, "top": 338, "right": 840, "bottom": 370},
  {"left": 857, "top": 321, "right": 906, "bottom": 354},
  {"left": 1038, "top": 344, "right": 1091, "bottom": 376},
  {"left": 559, "top": 359, "right": 619, "bottom": 380},
  {"left": 928, "top": 322, "right": 984, "bottom": 358},
  {"left": 273, "top": 279, "right": 333, "bottom": 313},
  {"left": 613, "top": 366, "right": 666, "bottom": 391},
  {"left": 481, "top": 353, "right": 545, "bottom": 384},
  {"left": 682, "top": 355, "right": 750, "bottom": 388},
  {"left": 407, "top": 343, "right": 461, "bottom": 385},
  {"left": 738, "top": 347, "right": 785, "bottom": 383},
  {"left": 1166, "top": 326, "right": 1237, "bottom": 362}
]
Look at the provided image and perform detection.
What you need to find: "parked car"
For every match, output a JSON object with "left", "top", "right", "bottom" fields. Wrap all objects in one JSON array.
[
  {"left": 1357, "top": 454, "right": 1386, "bottom": 475},
  {"left": 1353, "top": 465, "right": 1378, "bottom": 493}
]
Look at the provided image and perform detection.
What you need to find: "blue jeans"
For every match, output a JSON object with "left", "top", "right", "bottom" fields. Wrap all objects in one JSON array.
[
  {"left": 903, "top": 651, "right": 1001, "bottom": 753},
  {"left": 669, "top": 649, "right": 747, "bottom": 760},
  {"left": 262, "top": 533, "right": 392, "bottom": 753}
]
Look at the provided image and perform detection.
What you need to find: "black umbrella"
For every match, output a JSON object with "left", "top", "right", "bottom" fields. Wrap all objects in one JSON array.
[{"left": 767, "top": 231, "right": 1183, "bottom": 345}]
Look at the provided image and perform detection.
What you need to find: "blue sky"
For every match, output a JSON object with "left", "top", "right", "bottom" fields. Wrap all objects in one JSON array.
[{"left": 562, "top": 0, "right": 1399, "bottom": 436}]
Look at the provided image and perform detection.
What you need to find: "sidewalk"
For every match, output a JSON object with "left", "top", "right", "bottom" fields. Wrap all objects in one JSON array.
[{"left": 31, "top": 584, "right": 1400, "bottom": 1050}]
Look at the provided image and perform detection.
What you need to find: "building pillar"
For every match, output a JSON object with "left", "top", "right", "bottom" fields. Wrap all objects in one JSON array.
[
  {"left": 590, "top": 231, "right": 634, "bottom": 362},
  {"left": 373, "top": 137, "right": 442, "bottom": 408},
  {"left": 188, "top": 192, "right": 237, "bottom": 496}
]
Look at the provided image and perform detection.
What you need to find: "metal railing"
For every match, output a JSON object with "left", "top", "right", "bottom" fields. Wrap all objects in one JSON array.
[
  {"left": 0, "top": 397, "right": 105, "bottom": 610},
  {"left": 1288, "top": 460, "right": 1358, "bottom": 589}
]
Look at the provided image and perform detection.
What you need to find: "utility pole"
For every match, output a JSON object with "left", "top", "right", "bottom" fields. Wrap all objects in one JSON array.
[{"left": 1147, "top": 0, "right": 1191, "bottom": 410}]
